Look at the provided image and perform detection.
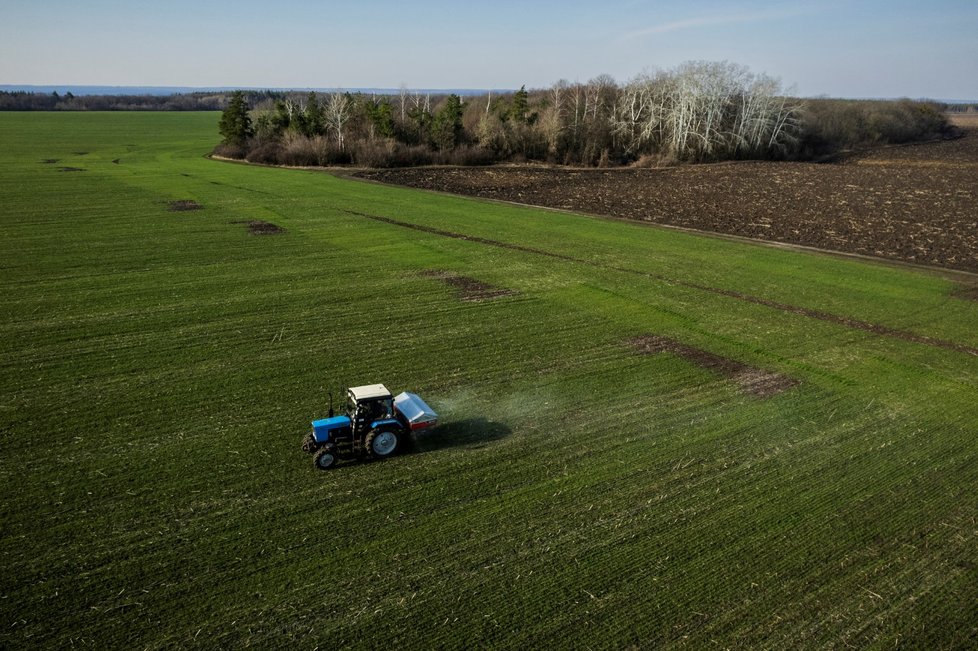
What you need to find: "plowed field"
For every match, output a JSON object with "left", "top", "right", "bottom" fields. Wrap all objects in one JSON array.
[{"left": 358, "top": 130, "right": 978, "bottom": 273}]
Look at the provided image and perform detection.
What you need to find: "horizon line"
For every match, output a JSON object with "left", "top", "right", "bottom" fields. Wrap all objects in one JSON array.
[{"left": 1, "top": 84, "right": 975, "bottom": 104}]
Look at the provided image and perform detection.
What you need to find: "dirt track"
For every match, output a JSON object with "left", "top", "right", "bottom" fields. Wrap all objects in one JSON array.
[{"left": 357, "top": 130, "right": 978, "bottom": 273}]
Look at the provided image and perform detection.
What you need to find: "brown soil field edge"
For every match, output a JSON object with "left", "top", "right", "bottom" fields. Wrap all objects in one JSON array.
[{"left": 356, "top": 129, "right": 978, "bottom": 274}]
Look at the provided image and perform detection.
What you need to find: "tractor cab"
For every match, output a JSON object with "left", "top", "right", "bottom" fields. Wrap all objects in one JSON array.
[{"left": 347, "top": 384, "right": 396, "bottom": 432}]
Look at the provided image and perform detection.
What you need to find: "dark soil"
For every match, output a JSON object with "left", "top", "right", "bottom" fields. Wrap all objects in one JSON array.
[
  {"left": 953, "top": 284, "right": 978, "bottom": 301},
  {"left": 344, "top": 209, "right": 978, "bottom": 357},
  {"left": 112, "top": 158, "right": 121, "bottom": 165},
  {"left": 230, "top": 219, "right": 285, "bottom": 235},
  {"left": 40, "top": 159, "right": 59, "bottom": 164},
  {"left": 57, "top": 166, "right": 85, "bottom": 172},
  {"left": 627, "top": 335, "right": 799, "bottom": 398},
  {"left": 421, "top": 270, "right": 516, "bottom": 301},
  {"left": 72, "top": 151, "right": 89, "bottom": 155},
  {"left": 357, "top": 129, "right": 978, "bottom": 273},
  {"left": 168, "top": 199, "right": 202, "bottom": 212}
]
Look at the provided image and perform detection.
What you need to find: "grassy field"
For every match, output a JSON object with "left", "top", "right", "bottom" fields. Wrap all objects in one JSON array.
[{"left": 1, "top": 112, "right": 977, "bottom": 649}]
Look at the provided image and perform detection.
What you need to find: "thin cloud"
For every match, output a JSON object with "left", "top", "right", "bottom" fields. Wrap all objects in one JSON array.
[{"left": 620, "top": 7, "right": 810, "bottom": 41}]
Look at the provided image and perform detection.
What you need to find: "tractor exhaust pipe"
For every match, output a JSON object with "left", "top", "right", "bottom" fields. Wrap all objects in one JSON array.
[{"left": 327, "top": 392, "right": 335, "bottom": 418}]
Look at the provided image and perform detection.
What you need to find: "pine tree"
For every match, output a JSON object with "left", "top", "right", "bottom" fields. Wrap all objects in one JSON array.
[
  {"left": 510, "top": 85, "right": 529, "bottom": 124},
  {"left": 407, "top": 105, "right": 431, "bottom": 144},
  {"left": 218, "top": 91, "right": 254, "bottom": 146},
  {"left": 303, "top": 92, "right": 325, "bottom": 136},
  {"left": 272, "top": 99, "right": 291, "bottom": 134},
  {"left": 431, "top": 94, "right": 464, "bottom": 151},
  {"left": 370, "top": 98, "right": 396, "bottom": 139}
]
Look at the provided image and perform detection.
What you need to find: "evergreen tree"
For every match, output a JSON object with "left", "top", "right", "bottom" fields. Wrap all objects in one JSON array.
[
  {"left": 369, "top": 98, "right": 396, "bottom": 139},
  {"left": 272, "top": 100, "right": 291, "bottom": 134},
  {"left": 510, "top": 85, "right": 529, "bottom": 124},
  {"left": 303, "top": 92, "right": 325, "bottom": 136},
  {"left": 431, "top": 94, "right": 464, "bottom": 151},
  {"left": 219, "top": 91, "right": 254, "bottom": 146},
  {"left": 253, "top": 113, "right": 277, "bottom": 141}
]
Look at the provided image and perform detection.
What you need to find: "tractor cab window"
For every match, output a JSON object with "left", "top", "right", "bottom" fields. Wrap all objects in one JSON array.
[
  {"left": 376, "top": 398, "right": 394, "bottom": 419},
  {"left": 361, "top": 399, "right": 393, "bottom": 421},
  {"left": 348, "top": 395, "right": 394, "bottom": 421}
]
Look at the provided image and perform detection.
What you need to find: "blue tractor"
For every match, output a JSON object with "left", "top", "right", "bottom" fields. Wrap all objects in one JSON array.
[{"left": 301, "top": 384, "right": 438, "bottom": 469}]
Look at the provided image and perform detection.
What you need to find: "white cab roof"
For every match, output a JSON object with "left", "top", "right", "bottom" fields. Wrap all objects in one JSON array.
[{"left": 349, "top": 384, "right": 392, "bottom": 400}]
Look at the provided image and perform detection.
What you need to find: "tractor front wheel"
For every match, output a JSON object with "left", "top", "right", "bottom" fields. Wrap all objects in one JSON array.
[
  {"left": 313, "top": 445, "right": 338, "bottom": 470},
  {"left": 301, "top": 432, "right": 317, "bottom": 453},
  {"left": 365, "top": 428, "right": 401, "bottom": 459}
]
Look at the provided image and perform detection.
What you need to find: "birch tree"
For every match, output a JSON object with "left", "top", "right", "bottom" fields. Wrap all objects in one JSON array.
[
  {"left": 398, "top": 83, "right": 408, "bottom": 123},
  {"left": 325, "top": 92, "right": 351, "bottom": 150},
  {"left": 542, "top": 79, "right": 569, "bottom": 157},
  {"left": 609, "top": 62, "right": 802, "bottom": 162}
]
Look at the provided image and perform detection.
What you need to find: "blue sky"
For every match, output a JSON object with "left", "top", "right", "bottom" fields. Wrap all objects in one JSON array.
[{"left": 1, "top": 0, "right": 976, "bottom": 98}]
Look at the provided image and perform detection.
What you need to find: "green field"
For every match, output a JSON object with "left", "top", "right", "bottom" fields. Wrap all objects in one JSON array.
[{"left": 2, "top": 112, "right": 977, "bottom": 648}]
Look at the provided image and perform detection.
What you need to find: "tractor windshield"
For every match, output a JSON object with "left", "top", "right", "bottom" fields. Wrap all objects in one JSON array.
[{"left": 360, "top": 399, "right": 393, "bottom": 421}]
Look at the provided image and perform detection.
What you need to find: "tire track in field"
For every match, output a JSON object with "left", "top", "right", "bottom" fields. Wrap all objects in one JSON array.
[{"left": 342, "top": 209, "right": 978, "bottom": 357}]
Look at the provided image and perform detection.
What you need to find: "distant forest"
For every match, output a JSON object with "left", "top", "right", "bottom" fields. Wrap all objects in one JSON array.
[{"left": 0, "top": 91, "right": 235, "bottom": 111}]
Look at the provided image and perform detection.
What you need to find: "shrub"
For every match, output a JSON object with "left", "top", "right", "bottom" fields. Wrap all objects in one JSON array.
[
  {"left": 388, "top": 144, "right": 434, "bottom": 167},
  {"left": 212, "top": 142, "right": 248, "bottom": 160},
  {"left": 245, "top": 141, "right": 283, "bottom": 165},
  {"left": 352, "top": 140, "right": 397, "bottom": 167},
  {"left": 797, "top": 99, "right": 951, "bottom": 158},
  {"left": 280, "top": 133, "right": 319, "bottom": 166},
  {"left": 352, "top": 140, "right": 432, "bottom": 167},
  {"left": 309, "top": 136, "right": 351, "bottom": 166}
]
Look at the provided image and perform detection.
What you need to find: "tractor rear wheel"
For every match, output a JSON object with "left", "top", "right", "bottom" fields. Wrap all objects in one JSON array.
[
  {"left": 365, "top": 428, "right": 401, "bottom": 459},
  {"left": 313, "top": 445, "right": 338, "bottom": 470}
]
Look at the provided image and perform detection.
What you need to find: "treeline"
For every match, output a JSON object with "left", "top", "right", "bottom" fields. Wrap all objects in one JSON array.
[
  {"left": 216, "top": 62, "right": 955, "bottom": 168},
  {"left": 798, "top": 98, "right": 955, "bottom": 159},
  {"left": 944, "top": 103, "right": 978, "bottom": 113},
  {"left": 0, "top": 90, "right": 240, "bottom": 111}
]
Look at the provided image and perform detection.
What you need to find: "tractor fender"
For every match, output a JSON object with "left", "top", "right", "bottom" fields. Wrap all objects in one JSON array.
[{"left": 369, "top": 418, "right": 403, "bottom": 431}]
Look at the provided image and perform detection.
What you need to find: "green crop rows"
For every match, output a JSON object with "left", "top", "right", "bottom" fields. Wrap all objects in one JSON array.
[{"left": 1, "top": 112, "right": 976, "bottom": 648}]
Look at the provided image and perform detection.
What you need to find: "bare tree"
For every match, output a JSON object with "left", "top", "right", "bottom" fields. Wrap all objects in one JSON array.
[
  {"left": 571, "top": 82, "right": 583, "bottom": 131},
  {"left": 325, "top": 92, "right": 351, "bottom": 150},
  {"left": 283, "top": 97, "right": 300, "bottom": 122},
  {"left": 612, "top": 74, "right": 652, "bottom": 155},
  {"left": 398, "top": 83, "right": 408, "bottom": 123},
  {"left": 543, "top": 79, "right": 570, "bottom": 157},
  {"left": 609, "top": 62, "right": 801, "bottom": 162}
]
